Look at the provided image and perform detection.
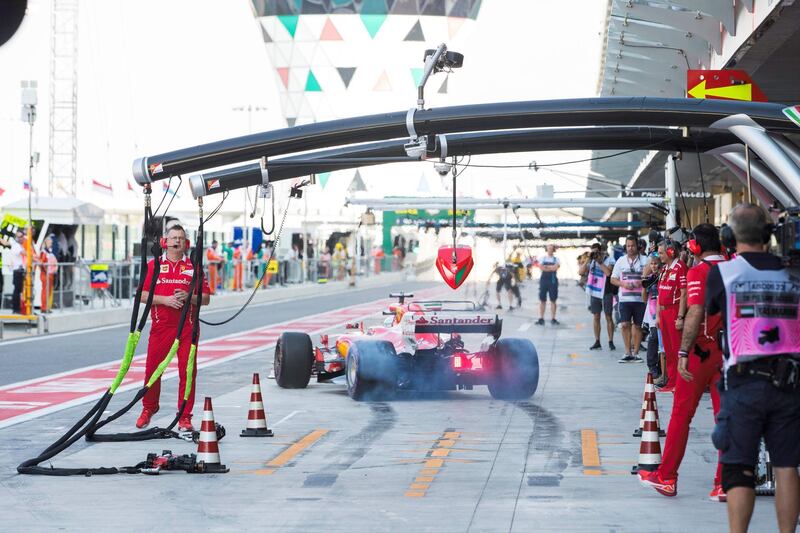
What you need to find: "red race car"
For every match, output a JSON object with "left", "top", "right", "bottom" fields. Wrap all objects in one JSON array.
[{"left": 273, "top": 293, "right": 539, "bottom": 401}]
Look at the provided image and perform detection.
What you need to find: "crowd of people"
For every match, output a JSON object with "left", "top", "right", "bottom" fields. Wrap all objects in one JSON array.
[
  {"left": 578, "top": 204, "right": 800, "bottom": 532},
  {"left": 0, "top": 230, "right": 65, "bottom": 314}
]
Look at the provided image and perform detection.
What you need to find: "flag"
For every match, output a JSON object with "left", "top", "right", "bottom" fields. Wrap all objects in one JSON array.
[
  {"left": 92, "top": 179, "right": 113, "bottom": 195},
  {"left": 0, "top": 186, "right": 5, "bottom": 196},
  {"left": 485, "top": 189, "right": 492, "bottom": 197},
  {"left": 23, "top": 181, "right": 31, "bottom": 191},
  {"left": 127, "top": 181, "right": 139, "bottom": 195},
  {"left": 347, "top": 170, "right": 367, "bottom": 193}
]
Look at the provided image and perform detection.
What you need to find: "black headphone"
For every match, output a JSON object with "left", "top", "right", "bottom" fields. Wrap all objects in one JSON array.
[
  {"left": 663, "top": 237, "right": 682, "bottom": 260},
  {"left": 720, "top": 222, "right": 774, "bottom": 250}
]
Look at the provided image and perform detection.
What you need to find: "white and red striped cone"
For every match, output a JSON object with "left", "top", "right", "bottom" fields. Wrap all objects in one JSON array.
[
  {"left": 631, "top": 395, "right": 663, "bottom": 475},
  {"left": 241, "top": 373, "right": 273, "bottom": 437},
  {"left": 196, "top": 397, "right": 229, "bottom": 473},
  {"left": 633, "top": 373, "right": 665, "bottom": 437}
]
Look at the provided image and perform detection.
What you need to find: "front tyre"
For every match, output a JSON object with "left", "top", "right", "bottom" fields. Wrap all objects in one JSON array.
[
  {"left": 488, "top": 338, "right": 539, "bottom": 400},
  {"left": 275, "top": 332, "right": 313, "bottom": 389},
  {"left": 346, "top": 340, "right": 397, "bottom": 401}
]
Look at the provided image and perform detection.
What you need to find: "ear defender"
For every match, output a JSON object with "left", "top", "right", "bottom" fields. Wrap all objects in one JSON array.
[
  {"left": 763, "top": 223, "right": 775, "bottom": 244},
  {"left": 720, "top": 224, "right": 736, "bottom": 251},
  {"left": 160, "top": 237, "right": 191, "bottom": 250}
]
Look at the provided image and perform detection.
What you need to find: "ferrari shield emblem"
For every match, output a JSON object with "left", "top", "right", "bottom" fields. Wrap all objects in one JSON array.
[{"left": 436, "top": 245, "right": 474, "bottom": 289}]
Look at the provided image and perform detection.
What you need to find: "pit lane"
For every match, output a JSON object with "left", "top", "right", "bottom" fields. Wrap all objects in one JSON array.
[{"left": 0, "top": 280, "right": 778, "bottom": 532}]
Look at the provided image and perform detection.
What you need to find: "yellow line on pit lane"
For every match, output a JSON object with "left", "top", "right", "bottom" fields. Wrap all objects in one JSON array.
[
  {"left": 252, "top": 429, "right": 328, "bottom": 475},
  {"left": 581, "top": 429, "right": 601, "bottom": 475}
]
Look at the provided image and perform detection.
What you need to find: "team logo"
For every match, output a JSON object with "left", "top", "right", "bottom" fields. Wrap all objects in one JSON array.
[
  {"left": 160, "top": 264, "right": 169, "bottom": 273},
  {"left": 149, "top": 162, "right": 164, "bottom": 175},
  {"left": 182, "top": 269, "right": 194, "bottom": 277},
  {"left": 208, "top": 178, "right": 220, "bottom": 190},
  {"left": 416, "top": 315, "right": 494, "bottom": 325}
]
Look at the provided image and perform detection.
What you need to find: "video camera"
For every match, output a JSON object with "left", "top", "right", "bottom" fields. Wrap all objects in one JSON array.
[{"left": 775, "top": 208, "right": 800, "bottom": 267}]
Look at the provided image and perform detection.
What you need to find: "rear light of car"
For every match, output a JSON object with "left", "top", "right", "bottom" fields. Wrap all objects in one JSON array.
[
  {"left": 315, "top": 347, "right": 324, "bottom": 363},
  {"left": 471, "top": 355, "right": 483, "bottom": 370},
  {"left": 452, "top": 354, "right": 471, "bottom": 370}
]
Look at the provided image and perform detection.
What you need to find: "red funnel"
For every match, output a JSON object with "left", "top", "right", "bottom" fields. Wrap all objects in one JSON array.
[{"left": 436, "top": 246, "right": 474, "bottom": 289}]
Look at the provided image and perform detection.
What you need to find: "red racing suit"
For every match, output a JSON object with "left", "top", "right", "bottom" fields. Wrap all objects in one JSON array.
[
  {"left": 141, "top": 254, "right": 210, "bottom": 416},
  {"left": 659, "top": 255, "right": 725, "bottom": 485},
  {"left": 657, "top": 259, "right": 687, "bottom": 388}
]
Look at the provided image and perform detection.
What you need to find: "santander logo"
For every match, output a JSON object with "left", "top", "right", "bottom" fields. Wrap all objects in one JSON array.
[{"left": 416, "top": 315, "right": 494, "bottom": 326}]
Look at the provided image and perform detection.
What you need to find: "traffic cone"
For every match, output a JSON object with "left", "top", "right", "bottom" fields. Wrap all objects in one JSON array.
[
  {"left": 241, "top": 373, "right": 273, "bottom": 437},
  {"left": 633, "top": 373, "right": 665, "bottom": 437},
  {"left": 631, "top": 394, "right": 663, "bottom": 475},
  {"left": 196, "top": 397, "right": 229, "bottom": 473}
]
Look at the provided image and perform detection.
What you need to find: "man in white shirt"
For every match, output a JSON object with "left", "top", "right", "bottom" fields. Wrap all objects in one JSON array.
[
  {"left": 8, "top": 231, "right": 27, "bottom": 314},
  {"left": 610, "top": 235, "right": 649, "bottom": 363}
]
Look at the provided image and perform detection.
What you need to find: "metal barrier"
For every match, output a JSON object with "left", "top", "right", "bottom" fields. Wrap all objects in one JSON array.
[{"left": 0, "top": 253, "right": 414, "bottom": 315}]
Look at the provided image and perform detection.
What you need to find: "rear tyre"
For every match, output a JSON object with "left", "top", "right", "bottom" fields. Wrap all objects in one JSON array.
[
  {"left": 488, "top": 338, "right": 539, "bottom": 400},
  {"left": 346, "top": 341, "right": 397, "bottom": 401},
  {"left": 274, "top": 332, "right": 313, "bottom": 389}
]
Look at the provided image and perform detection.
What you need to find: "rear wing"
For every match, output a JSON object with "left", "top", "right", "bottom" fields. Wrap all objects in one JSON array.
[{"left": 412, "top": 313, "right": 502, "bottom": 338}]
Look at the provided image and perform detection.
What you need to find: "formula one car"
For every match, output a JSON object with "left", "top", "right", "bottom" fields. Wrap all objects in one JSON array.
[{"left": 273, "top": 293, "right": 539, "bottom": 401}]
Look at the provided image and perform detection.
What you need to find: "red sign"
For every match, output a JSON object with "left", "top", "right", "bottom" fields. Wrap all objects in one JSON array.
[{"left": 687, "top": 70, "right": 767, "bottom": 102}]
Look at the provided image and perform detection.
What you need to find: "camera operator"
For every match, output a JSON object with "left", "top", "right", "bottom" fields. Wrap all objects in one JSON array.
[
  {"left": 579, "top": 242, "right": 616, "bottom": 351},
  {"left": 707, "top": 204, "right": 800, "bottom": 533},
  {"left": 639, "top": 223, "right": 727, "bottom": 500}
]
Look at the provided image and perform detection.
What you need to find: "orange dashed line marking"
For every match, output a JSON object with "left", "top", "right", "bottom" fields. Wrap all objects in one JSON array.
[{"left": 405, "top": 430, "right": 465, "bottom": 498}]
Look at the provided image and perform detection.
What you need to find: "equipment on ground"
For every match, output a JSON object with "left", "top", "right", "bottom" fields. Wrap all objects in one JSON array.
[{"left": 273, "top": 293, "right": 539, "bottom": 401}]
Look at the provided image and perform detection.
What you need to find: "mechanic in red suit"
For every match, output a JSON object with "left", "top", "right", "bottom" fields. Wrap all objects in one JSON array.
[
  {"left": 655, "top": 237, "right": 688, "bottom": 392},
  {"left": 640, "top": 224, "right": 727, "bottom": 500},
  {"left": 136, "top": 225, "right": 210, "bottom": 431}
]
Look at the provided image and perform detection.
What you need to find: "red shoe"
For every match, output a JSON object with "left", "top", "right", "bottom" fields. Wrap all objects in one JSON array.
[
  {"left": 178, "top": 414, "right": 194, "bottom": 432},
  {"left": 639, "top": 469, "right": 677, "bottom": 497},
  {"left": 136, "top": 407, "right": 158, "bottom": 429},
  {"left": 709, "top": 485, "right": 727, "bottom": 502},
  {"left": 656, "top": 384, "right": 675, "bottom": 393}
]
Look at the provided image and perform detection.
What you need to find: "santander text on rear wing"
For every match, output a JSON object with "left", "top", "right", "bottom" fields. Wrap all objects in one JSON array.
[{"left": 412, "top": 313, "right": 502, "bottom": 337}]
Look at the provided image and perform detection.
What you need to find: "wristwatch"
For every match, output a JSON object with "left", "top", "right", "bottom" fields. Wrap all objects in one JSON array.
[{"left": 678, "top": 350, "right": 689, "bottom": 358}]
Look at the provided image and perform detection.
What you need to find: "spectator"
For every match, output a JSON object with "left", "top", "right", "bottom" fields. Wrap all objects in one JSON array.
[
  {"left": 9, "top": 231, "right": 26, "bottom": 314},
  {"left": 536, "top": 244, "right": 560, "bottom": 325},
  {"left": 579, "top": 242, "right": 616, "bottom": 350},
  {"left": 37, "top": 236, "right": 58, "bottom": 312},
  {"left": 489, "top": 261, "right": 518, "bottom": 311},
  {"left": 0, "top": 235, "right": 10, "bottom": 307},
  {"left": 610, "top": 235, "right": 649, "bottom": 363},
  {"left": 642, "top": 239, "right": 665, "bottom": 382}
]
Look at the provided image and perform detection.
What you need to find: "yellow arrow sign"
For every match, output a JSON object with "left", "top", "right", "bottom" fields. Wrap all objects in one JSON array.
[{"left": 688, "top": 79, "right": 752, "bottom": 101}]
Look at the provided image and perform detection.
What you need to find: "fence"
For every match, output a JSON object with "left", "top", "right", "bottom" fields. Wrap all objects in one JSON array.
[{"left": 0, "top": 254, "right": 410, "bottom": 313}]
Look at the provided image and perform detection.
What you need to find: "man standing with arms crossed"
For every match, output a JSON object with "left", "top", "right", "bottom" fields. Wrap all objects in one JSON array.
[
  {"left": 611, "top": 235, "right": 649, "bottom": 363},
  {"left": 536, "top": 244, "right": 560, "bottom": 325},
  {"left": 136, "top": 225, "right": 210, "bottom": 431},
  {"left": 707, "top": 205, "right": 800, "bottom": 533},
  {"left": 639, "top": 224, "right": 727, "bottom": 500}
]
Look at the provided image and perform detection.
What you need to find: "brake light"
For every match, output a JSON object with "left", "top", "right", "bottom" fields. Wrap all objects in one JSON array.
[{"left": 452, "top": 354, "right": 471, "bottom": 370}]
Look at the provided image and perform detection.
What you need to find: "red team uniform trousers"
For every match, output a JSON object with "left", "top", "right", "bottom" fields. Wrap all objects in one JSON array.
[
  {"left": 141, "top": 255, "right": 209, "bottom": 415},
  {"left": 658, "top": 257, "right": 725, "bottom": 484}
]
